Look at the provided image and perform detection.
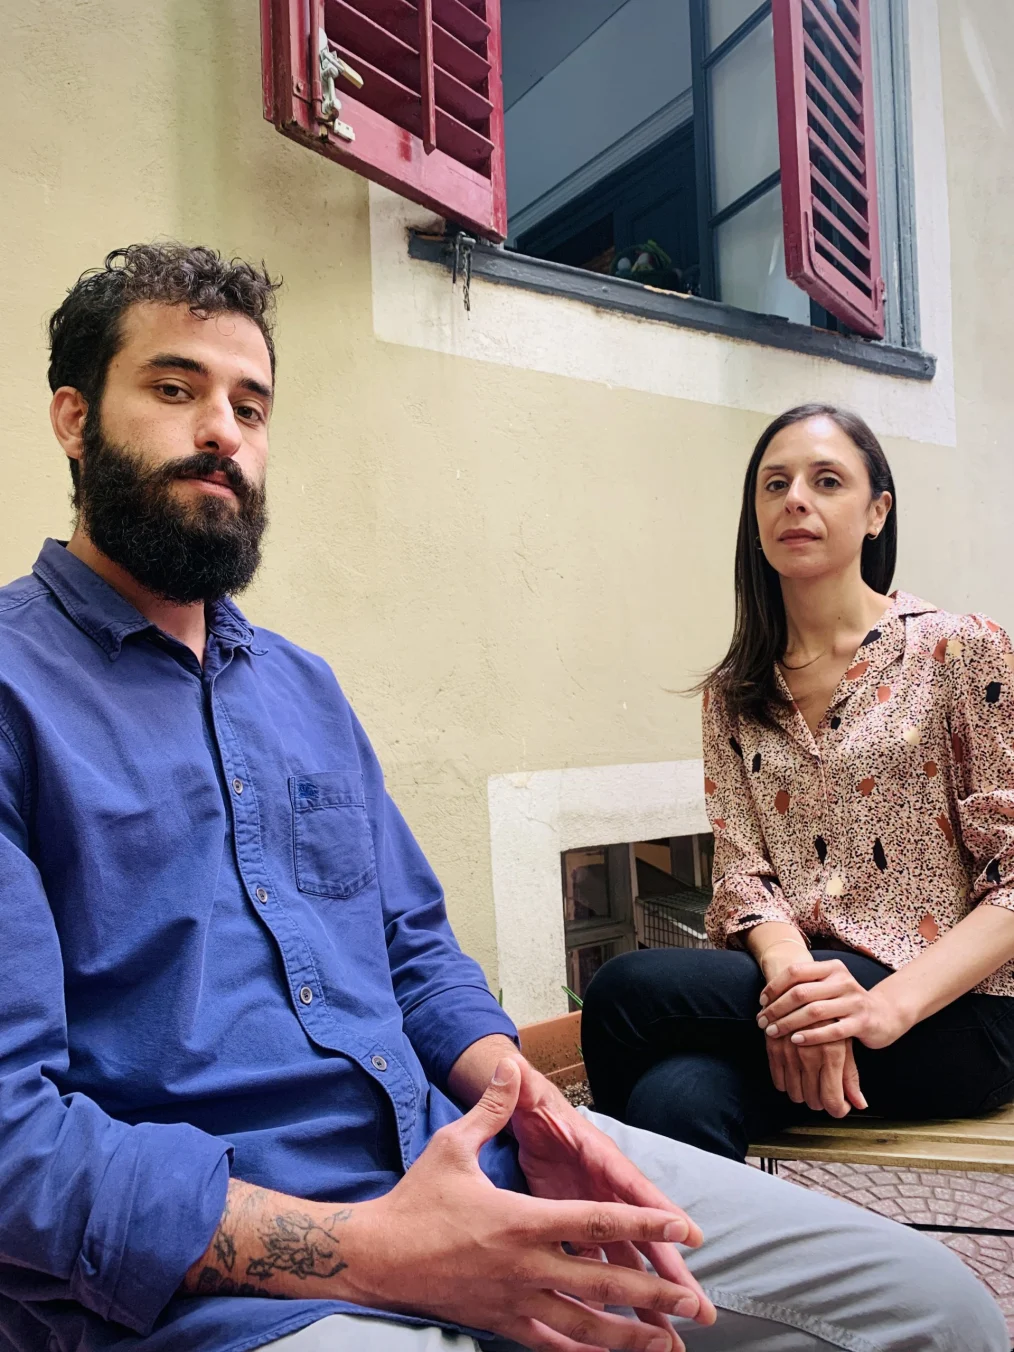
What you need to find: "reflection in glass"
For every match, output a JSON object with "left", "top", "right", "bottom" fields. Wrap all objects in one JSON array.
[
  {"left": 715, "top": 185, "right": 811, "bottom": 323},
  {"left": 707, "top": 0, "right": 766, "bottom": 52},
  {"left": 709, "top": 16, "right": 779, "bottom": 215},
  {"left": 563, "top": 849, "right": 610, "bottom": 923}
]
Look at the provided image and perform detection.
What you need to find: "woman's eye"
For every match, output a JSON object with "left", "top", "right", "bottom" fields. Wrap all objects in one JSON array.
[
  {"left": 765, "top": 479, "right": 788, "bottom": 492},
  {"left": 816, "top": 476, "right": 842, "bottom": 489}
]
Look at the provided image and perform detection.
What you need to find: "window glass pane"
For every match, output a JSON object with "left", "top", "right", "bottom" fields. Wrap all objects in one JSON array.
[
  {"left": 707, "top": 0, "right": 765, "bottom": 52},
  {"left": 709, "top": 15, "right": 779, "bottom": 214},
  {"left": 714, "top": 185, "right": 811, "bottom": 323},
  {"left": 563, "top": 848, "right": 611, "bottom": 923},
  {"left": 568, "top": 941, "right": 622, "bottom": 1000}
]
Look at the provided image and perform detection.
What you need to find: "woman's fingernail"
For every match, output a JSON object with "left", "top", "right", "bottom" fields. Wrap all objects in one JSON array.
[
  {"left": 647, "top": 1337, "right": 671, "bottom": 1352},
  {"left": 757, "top": 1015, "right": 768, "bottom": 1029},
  {"left": 676, "top": 1297, "right": 700, "bottom": 1318},
  {"left": 765, "top": 1024, "right": 779, "bottom": 1037},
  {"left": 790, "top": 1032, "right": 804, "bottom": 1044},
  {"left": 759, "top": 993, "right": 769, "bottom": 1007},
  {"left": 663, "top": 1220, "right": 688, "bottom": 1242}
]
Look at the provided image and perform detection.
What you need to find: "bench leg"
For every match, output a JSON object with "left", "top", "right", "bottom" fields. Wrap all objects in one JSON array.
[{"left": 758, "top": 1157, "right": 779, "bottom": 1176}]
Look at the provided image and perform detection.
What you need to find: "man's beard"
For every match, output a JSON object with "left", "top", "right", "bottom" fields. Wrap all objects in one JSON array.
[{"left": 77, "top": 413, "right": 268, "bottom": 605}]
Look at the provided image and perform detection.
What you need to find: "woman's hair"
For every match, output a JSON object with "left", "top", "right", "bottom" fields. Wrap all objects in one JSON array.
[{"left": 703, "top": 403, "right": 897, "bottom": 728}]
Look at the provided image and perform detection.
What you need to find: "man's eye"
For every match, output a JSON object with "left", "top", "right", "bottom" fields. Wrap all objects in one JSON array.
[
  {"left": 236, "top": 405, "right": 264, "bottom": 424},
  {"left": 156, "top": 383, "right": 187, "bottom": 399}
]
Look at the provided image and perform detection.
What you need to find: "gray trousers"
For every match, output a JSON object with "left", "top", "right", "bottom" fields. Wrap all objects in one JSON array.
[{"left": 262, "top": 1111, "right": 1008, "bottom": 1351}]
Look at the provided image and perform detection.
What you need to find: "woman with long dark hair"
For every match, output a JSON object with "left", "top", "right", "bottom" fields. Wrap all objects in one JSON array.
[{"left": 581, "top": 404, "right": 1014, "bottom": 1161}]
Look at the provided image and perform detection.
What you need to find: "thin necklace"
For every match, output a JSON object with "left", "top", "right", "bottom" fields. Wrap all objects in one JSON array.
[{"left": 780, "top": 648, "right": 829, "bottom": 672}]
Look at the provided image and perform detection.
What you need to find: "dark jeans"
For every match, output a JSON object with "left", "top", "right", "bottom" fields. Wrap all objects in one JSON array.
[{"left": 581, "top": 947, "right": 1014, "bottom": 1162}]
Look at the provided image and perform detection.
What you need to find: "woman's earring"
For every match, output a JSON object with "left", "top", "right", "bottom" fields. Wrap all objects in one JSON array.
[{"left": 755, "top": 535, "right": 763, "bottom": 549}]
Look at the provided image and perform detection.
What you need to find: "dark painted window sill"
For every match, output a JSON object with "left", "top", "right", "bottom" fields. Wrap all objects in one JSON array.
[{"left": 408, "top": 234, "right": 936, "bottom": 383}]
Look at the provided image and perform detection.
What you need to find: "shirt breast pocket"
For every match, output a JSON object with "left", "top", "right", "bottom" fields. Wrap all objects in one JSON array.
[{"left": 289, "top": 772, "right": 378, "bottom": 900}]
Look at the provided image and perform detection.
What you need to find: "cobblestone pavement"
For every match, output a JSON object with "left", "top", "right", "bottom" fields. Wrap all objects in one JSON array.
[{"left": 778, "top": 1161, "right": 1014, "bottom": 1338}]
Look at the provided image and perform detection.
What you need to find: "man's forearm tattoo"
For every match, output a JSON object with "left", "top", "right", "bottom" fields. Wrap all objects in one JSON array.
[
  {"left": 247, "top": 1208, "right": 353, "bottom": 1281},
  {"left": 190, "top": 1181, "right": 353, "bottom": 1297},
  {"left": 193, "top": 1266, "right": 273, "bottom": 1298}
]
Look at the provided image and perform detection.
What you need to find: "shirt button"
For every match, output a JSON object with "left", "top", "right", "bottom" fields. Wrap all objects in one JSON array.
[
  {"left": 371, "top": 1055, "right": 388, "bottom": 1072},
  {"left": 299, "top": 985, "right": 313, "bottom": 1005},
  {"left": 232, "top": 778, "right": 244, "bottom": 794},
  {"left": 255, "top": 887, "right": 268, "bottom": 904}
]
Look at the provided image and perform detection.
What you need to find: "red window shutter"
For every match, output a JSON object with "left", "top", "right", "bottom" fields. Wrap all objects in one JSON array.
[
  {"left": 772, "top": 0, "right": 885, "bottom": 338},
  {"left": 261, "top": 0, "right": 507, "bottom": 241}
]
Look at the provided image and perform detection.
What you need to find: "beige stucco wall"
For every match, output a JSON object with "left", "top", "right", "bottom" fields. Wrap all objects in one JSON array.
[{"left": 1, "top": 0, "right": 1012, "bottom": 1002}]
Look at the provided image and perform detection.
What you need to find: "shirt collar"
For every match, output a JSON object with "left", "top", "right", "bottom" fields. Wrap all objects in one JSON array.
[
  {"left": 772, "top": 589, "right": 938, "bottom": 748},
  {"left": 32, "top": 538, "right": 259, "bottom": 660}
]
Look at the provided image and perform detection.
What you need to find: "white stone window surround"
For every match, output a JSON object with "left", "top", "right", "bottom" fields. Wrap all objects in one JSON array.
[
  {"left": 488, "top": 761, "right": 711, "bottom": 1025},
  {"left": 369, "top": 0, "right": 954, "bottom": 449}
]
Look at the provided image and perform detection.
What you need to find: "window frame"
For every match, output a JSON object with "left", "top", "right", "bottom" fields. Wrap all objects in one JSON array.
[{"left": 689, "top": 0, "right": 779, "bottom": 307}]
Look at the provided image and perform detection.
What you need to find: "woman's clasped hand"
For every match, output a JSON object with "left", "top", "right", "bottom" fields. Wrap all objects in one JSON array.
[
  {"left": 758, "top": 956, "right": 913, "bottom": 1055},
  {"left": 755, "top": 945, "right": 867, "bottom": 1118}
]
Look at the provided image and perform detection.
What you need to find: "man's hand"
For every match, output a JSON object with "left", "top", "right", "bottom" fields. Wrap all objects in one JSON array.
[
  {"left": 509, "top": 1058, "right": 717, "bottom": 1342},
  {"left": 756, "top": 946, "right": 866, "bottom": 1117},
  {"left": 758, "top": 958, "right": 912, "bottom": 1051},
  {"left": 346, "top": 1060, "right": 708, "bottom": 1352}
]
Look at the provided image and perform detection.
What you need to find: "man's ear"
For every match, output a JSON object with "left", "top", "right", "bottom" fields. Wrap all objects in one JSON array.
[{"left": 50, "top": 387, "right": 89, "bottom": 470}]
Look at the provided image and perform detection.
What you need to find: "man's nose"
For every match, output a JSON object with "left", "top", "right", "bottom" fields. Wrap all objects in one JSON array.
[{"left": 195, "top": 399, "right": 243, "bottom": 458}]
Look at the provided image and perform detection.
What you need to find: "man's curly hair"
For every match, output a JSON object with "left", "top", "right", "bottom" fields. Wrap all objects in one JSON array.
[{"left": 48, "top": 243, "right": 281, "bottom": 497}]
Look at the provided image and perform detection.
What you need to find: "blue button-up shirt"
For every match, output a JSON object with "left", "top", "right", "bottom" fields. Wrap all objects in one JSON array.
[{"left": 0, "top": 540, "right": 522, "bottom": 1352}]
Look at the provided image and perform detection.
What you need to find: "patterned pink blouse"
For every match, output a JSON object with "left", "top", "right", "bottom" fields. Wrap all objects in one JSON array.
[{"left": 703, "top": 592, "right": 1014, "bottom": 995}]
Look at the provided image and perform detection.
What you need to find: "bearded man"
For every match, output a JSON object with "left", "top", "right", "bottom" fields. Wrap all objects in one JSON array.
[{"left": 0, "top": 244, "right": 1003, "bottom": 1352}]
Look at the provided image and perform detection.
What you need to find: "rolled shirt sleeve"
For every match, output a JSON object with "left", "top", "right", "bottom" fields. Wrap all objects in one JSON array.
[
  {"left": 947, "top": 619, "right": 1014, "bottom": 915},
  {"left": 351, "top": 712, "right": 519, "bottom": 1089},
  {"left": 701, "top": 688, "right": 798, "bottom": 947},
  {"left": 0, "top": 714, "right": 231, "bottom": 1336}
]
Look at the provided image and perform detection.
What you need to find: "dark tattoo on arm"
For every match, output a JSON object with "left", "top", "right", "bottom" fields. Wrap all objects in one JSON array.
[
  {"left": 246, "top": 1209, "right": 353, "bottom": 1282},
  {"left": 193, "top": 1266, "right": 274, "bottom": 1298},
  {"left": 184, "top": 1181, "right": 354, "bottom": 1299}
]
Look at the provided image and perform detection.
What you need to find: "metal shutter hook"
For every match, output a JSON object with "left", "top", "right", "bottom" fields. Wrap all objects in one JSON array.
[{"left": 318, "top": 29, "right": 363, "bottom": 143}]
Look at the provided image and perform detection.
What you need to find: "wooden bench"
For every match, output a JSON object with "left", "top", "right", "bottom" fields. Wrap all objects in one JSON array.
[
  {"left": 518, "top": 1011, "right": 1014, "bottom": 1239},
  {"left": 751, "top": 1106, "right": 1014, "bottom": 1237}
]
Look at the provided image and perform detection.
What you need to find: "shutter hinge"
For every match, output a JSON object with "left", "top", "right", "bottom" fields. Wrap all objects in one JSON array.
[{"left": 317, "top": 29, "right": 362, "bottom": 143}]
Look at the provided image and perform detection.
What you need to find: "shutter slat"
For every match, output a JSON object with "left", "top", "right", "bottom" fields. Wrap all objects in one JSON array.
[
  {"left": 331, "top": 48, "right": 494, "bottom": 170},
  {"left": 329, "top": 0, "right": 490, "bottom": 86},
  {"left": 802, "top": 32, "right": 862, "bottom": 120},
  {"left": 331, "top": 20, "right": 492, "bottom": 126},
  {"left": 832, "top": 0, "right": 861, "bottom": 26},
  {"left": 806, "top": 77, "right": 864, "bottom": 162},
  {"left": 812, "top": 199, "right": 871, "bottom": 259},
  {"left": 810, "top": 161, "right": 870, "bottom": 236},
  {"left": 810, "top": 0, "right": 860, "bottom": 56},
  {"left": 808, "top": 127, "right": 866, "bottom": 200},
  {"left": 805, "top": 3, "right": 862, "bottom": 84},
  {"left": 773, "top": 0, "right": 883, "bottom": 336},
  {"left": 432, "top": 0, "right": 490, "bottom": 48},
  {"left": 813, "top": 233, "right": 872, "bottom": 294},
  {"left": 806, "top": 95, "right": 865, "bottom": 176}
]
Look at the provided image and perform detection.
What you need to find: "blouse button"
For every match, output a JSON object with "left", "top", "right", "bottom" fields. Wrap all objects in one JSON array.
[{"left": 825, "top": 875, "right": 844, "bottom": 897}]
